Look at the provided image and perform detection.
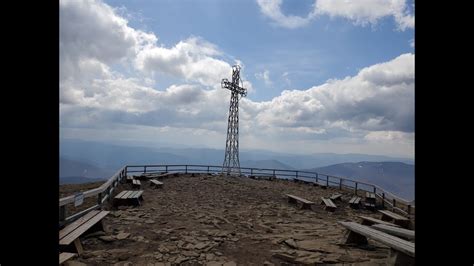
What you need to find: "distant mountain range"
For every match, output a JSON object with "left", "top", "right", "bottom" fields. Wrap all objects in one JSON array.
[
  {"left": 240, "top": 159, "right": 295, "bottom": 170},
  {"left": 59, "top": 139, "right": 414, "bottom": 200},
  {"left": 305, "top": 162, "right": 414, "bottom": 201}
]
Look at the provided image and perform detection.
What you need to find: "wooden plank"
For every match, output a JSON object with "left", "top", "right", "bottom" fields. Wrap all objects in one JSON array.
[
  {"left": 121, "top": 191, "right": 134, "bottom": 199},
  {"left": 338, "top": 221, "right": 414, "bottom": 257},
  {"left": 379, "top": 210, "right": 409, "bottom": 221},
  {"left": 114, "top": 190, "right": 127, "bottom": 199},
  {"left": 372, "top": 224, "right": 415, "bottom": 240},
  {"left": 285, "top": 194, "right": 314, "bottom": 204},
  {"left": 330, "top": 193, "right": 342, "bottom": 201},
  {"left": 59, "top": 252, "right": 77, "bottom": 264},
  {"left": 366, "top": 192, "right": 376, "bottom": 198},
  {"left": 132, "top": 190, "right": 144, "bottom": 199},
  {"left": 60, "top": 211, "right": 109, "bottom": 245},
  {"left": 359, "top": 216, "right": 401, "bottom": 227},
  {"left": 60, "top": 210, "right": 100, "bottom": 240}
]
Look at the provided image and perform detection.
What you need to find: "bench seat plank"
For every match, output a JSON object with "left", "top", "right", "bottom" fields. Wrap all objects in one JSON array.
[
  {"left": 372, "top": 224, "right": 415, "bottom": 240},
  {"left": 286, "top": 194, "right": 314, "bottom": 204},
  {"left": 338, "top": 221, "right": 414, "bottom": 257},
  {"left": 59, "top": 210, "right": 100, "bottom": 240},
  {"left": 60, "top": 211, "right": 109, "bottom": 245},
  {"left": 379, "top": 210, "right": 409, "bottom": 221},
  {"left": 359, "top": 216, "right": 401, "bottom": 227},
  {"left": 114, "top": 190, "right": 127, "bottom": 199},
  {"left": 59, "top": 252, "right": 77, "bottom": 264}
]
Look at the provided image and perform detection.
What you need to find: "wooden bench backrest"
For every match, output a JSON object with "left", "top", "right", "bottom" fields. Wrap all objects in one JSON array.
[
  {"left": 359, "top": 216, "right": 401, "bottom": 227},
  {"left": 338, "top": 221, "right": 414, "bottom": 257},
  {"left": 371, "top": 224, "right": 415, "bottom": 240},
  {"left": 379, "top": 210, "right": 409, "bottom": 221}
]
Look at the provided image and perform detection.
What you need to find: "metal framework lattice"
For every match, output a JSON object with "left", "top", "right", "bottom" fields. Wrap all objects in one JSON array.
[{"left": 221, "top": 65, "right": 247, "bottom": 175}]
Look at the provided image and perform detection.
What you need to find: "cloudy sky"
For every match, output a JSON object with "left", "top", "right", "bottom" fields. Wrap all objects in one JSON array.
[{"left": 60, "top": 0, "right": 414, "bottom": 158}]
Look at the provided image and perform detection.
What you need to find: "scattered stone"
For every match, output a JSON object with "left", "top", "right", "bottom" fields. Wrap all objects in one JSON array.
[
  {"left": 194, "top": 242, "right": 209, "bottom": 250},
  {"left": 207, "top": 262, "right": 223, "bottom": 266},
  {"left": 116, "top": 232, "right": 130, "bottom": 240},
  {"left": 99, "top": 235, "right": 116, "bottom": 242},
  {"left": 272, "top": 253, "right": 296, "bottom": 263},
  {"left": 64, "top": 261, "right": 87, "bottom": 266},
  {"left": 175, "top": 255, "right": 191, "bottom": 264},
  {"left": 215, "top": 252, "right": 223, "bottom": 256},
  {"left": 84, "top": 231, "right": 106, "bottom": 239},
  {"left": 145, "top": 219, "right": 156, "bottom": 224},
  {"left": 182, "top": 251, "right": 199, "bottom": 257},
  {"left": 263, "top": 261, "right": 274, "bottom": 266},
  {"left": 170, "top": 236, "right": 178, "bottom": 241},
  {"left": 223, "top": 261, "right": 237, "bottom": 266},
  {"left": 113, "top": 262, "right": 132, "bottom": 266},
  {"left": 283, "top": 239, "right": 298, "bottom": 249},
  {"left": 158, "top": 245, "right": 170, "bottom": 253},
  {"left": 206, "top": 253, "right": 215, "bottom": 261}
]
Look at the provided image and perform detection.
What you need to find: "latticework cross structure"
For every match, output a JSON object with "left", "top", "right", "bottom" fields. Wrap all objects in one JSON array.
[{"left": 221, "top": 65, "right": 247, "bottom": 175}]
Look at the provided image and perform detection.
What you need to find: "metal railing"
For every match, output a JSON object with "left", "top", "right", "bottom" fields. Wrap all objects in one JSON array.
[{"left": 59, "top": 164, "right": 414, "bottom": 225}]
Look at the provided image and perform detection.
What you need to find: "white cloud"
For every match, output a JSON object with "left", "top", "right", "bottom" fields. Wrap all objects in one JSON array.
[
  {"left": 135, "top": 37, "right": 232, "bottom": 88},
  {"left": 255, "top": 70, "right": 272, "bottom": 86},
  {"left": 314, "top": 0, "right": 414, "bottom": 30},
  {"left": 256, "top": 0, "right": 414, "bottom": 30},
  {"left": 256, "top": 0, "right": 314, "bottom": 29},
  {"left": 244, "top": 53, "right": 414, "bottom": 136},
  {"left": 60, "top": 0, "right": 414, "bottom": 158}
]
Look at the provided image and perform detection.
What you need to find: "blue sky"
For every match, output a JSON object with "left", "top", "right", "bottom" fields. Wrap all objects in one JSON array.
[
  {"left": 60, "top": 0, "right": 414, "bottom": 158},
  {"left": 104, "top": 0, "right": 414, "bottom": 101}
]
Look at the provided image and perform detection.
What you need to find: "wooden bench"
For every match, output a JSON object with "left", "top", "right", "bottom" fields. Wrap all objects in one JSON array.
[
  {"left": 59, "top": 252, "right": 77, "bottom": 264},
  {"left": 132, "top": 179, "right": 141, "bottom": 188},
  {"left": 286, "top": 194, "right": 315, "bottom": 210},
  {"left": 320, "top": 197, "right": 337, "bottom": 212},
  {"left": 59, "top": 210, "right": 109, "bottom": 254},
  {"left": 330, "top": 193, "right": 342, "bottom": 202},
  {"left": 371, "top": 224, "right": 415, "bottom": 241},
  {"left": 379, "top": 210, "right": 410, "bottom": 228},
  {"left": 359, "top": 216, "right": 401, "bottom": 227},
  {"left": 338, "top": 221, "right": 414, "bottom": 265},
  {"left": 114, "top": 190, "right": 144, "bottom": 207},
  {"left": 126, "top": 175, "right": 134, "bottom": 183},
  {"left": 349, "top": 196, "right": 361, "bottom": 208},
  {"left": 150, "top": 179, "right": 163, "bottom": 189}
]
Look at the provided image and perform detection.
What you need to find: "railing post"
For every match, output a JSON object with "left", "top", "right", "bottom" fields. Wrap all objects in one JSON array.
[
  {"left": 296, "top": 171, "right": 298, "bottom": 180},
  {"left": 392, "top": 198, "right": 396, "bottom": 210},
  {"left": 382, "top": 193, "right": 385, "bottom": 208},
  {"left": 273, "top": 169, "right": 275, "bottom": 178},
  {"left": 59, "top": 205, "right": 66, "bottom": 223},
  {"left": 326, "top": 176, "right": 329, "bottom": 187},
  {"left": 373, "top": 186, "right": 376, "bottom": 194},
  {"left": 207, "top": 166, "right": 210, "bottom": 174},
  {"left": 354, "top": 182, "right": 358, "bottom": 195},
  {"left": 407, "top": 204, "right": 411, "bottom": 215},
  {"left": 250, "top": 168, "right": 253, "bottom": 176},
  {"left": 315, "top": 173, "right": 318, "bottom": 183},
  {"left": 166, "top": 165, "right": 168, "bottom": 173},
  {"left": 144, "top": 166, "right": 147, "bottom": 173},
  {"left": 339, "top": 179, "right": 342, "bottom": 190},
  {"left": 185, "top": 165, "right": 188, "bottom": 174},
  {"left": 97, "top": 192, "right": 103, "bottom": 206}
]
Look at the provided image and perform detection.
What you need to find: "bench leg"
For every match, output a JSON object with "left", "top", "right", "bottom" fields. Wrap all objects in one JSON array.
[
  {"left": 73, "top": 238, "right": 84, "bottom": 255},
  {"left": 326, "top": 206, "right": 336, "bottom": 212},
  {"left": 301, "top": 203, "right": 312, "bottom": 210},
  {"left": 380, "top": 214, "right": 392, "bottom": 222},
  {"left": 388, "top": 249, "right": 414, "bottom": 266},
  {"left": 344, "top": 230, "right": 368, "bottom": 245},
  {"left": 288, "top": 198, "right": 297, "bottom": 204}
]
